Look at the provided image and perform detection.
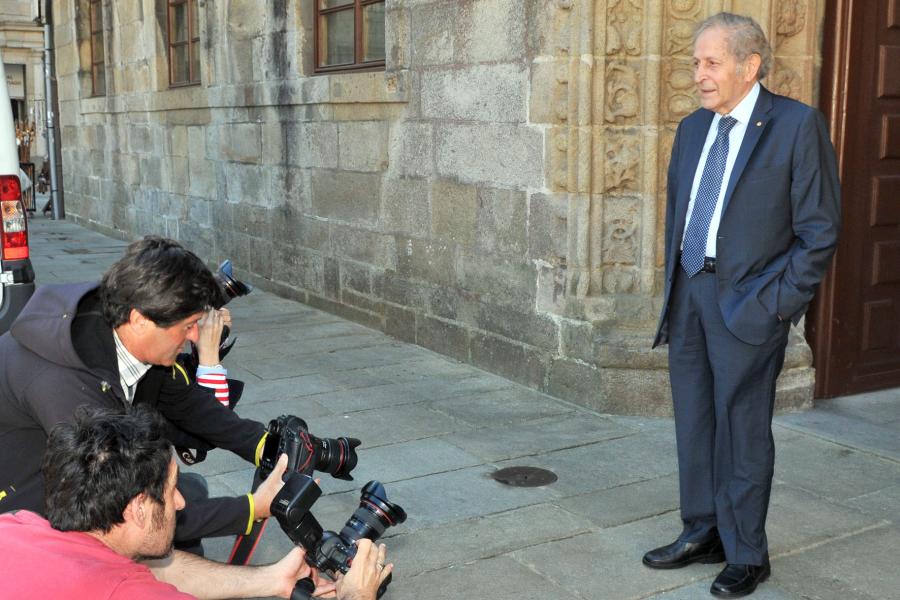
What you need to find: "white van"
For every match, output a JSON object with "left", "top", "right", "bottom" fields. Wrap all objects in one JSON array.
[{"left": 0, "top": 59, "right": 34, "bottom": 334}]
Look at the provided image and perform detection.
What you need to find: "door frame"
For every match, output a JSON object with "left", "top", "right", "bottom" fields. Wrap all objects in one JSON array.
[{"left": 808, "top": 0, "right": 853, "bottom": 398}]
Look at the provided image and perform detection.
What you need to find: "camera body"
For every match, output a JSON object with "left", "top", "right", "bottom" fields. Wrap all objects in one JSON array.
[
  {"left": 260, "top": 415, "right": 360, "bottom": 481},
  {"left": 272, "top": 473, "right": 406, "bottom": 598}
]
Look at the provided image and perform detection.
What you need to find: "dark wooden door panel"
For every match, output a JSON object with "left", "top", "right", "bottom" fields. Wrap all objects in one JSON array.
[{"left": 812, "top": 0, "right": 900, "bottom": 397}]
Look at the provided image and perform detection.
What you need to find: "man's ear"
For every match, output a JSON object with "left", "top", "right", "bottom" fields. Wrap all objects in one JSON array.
[
  {"left": 743, "top": 53, "right": 762, "bottom": 82},
  {"left": 129, "top": 309, "right": 150, "bottom": 329},
  {"left": 124, "top": 493, "right": 151, "bottom": 529}
]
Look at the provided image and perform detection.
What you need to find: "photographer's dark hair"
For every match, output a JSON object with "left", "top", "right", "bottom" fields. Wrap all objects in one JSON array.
[
  {"left": 42, "top": 407, "right": 173, "bottom": 533},
  {"left": 100, "top": 236, "right": 221, "bottom": 328}
]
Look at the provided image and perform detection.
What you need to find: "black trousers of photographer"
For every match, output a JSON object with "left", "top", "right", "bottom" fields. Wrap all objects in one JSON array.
[
  {"left": 175, "top": 472, "right": 250, "bottom": 556},
  {"left": 666, "top": 269, "right": 789, "bottom": 567}
]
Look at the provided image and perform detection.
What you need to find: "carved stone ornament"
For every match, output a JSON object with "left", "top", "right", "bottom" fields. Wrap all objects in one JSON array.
[
  {"left": 603, "top": 268, "right": 637, "bottom": 293},
  {"left": 604, "top": 135, "right": 640, "bottom": 193},
  {"left": 605, "top": 62, "right": 640, "bottom": 123},
  {"left": 607, "top": 0, "right": 642, "bottom": 56},
  {"left": 603, "top": 218, "right": 638, "bottom": 264},
  {"left": 602, "top": 198, "right": 639, "bottom": 265},
  {"left": 669, "top": 0, "right": 700, "bottom": 15},
  {"left": 771, "top": 59, "right": 801, "bottom": 100},
  {"left": 776, "top": 0, "right": 807, "bottom": 38},
  {"left": 665, "top": 18, "right": 696, "bottom": 55},
  {"left": 664, "top": 61, "right": 696, "bottom": 122}
]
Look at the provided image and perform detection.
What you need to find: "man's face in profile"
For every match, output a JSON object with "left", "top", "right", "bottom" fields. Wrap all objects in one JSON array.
[
  {"left": 133, "top": 312, "right": 204, "bottom": 367},
  {"left": 138, "top": 459, "right": 185, "bottom": 560}
]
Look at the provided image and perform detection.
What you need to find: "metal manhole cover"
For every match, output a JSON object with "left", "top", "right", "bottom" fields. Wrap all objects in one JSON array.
[{"left": 490, "top": 466, "right": 557, "bottom": 487}]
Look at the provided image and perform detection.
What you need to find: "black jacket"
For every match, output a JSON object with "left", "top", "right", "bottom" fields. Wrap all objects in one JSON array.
[{"left": 0, "top": 282, "right": 265, "bottom": 541}]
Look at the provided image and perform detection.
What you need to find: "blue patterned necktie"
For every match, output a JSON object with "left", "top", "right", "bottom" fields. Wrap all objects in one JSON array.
[{"left": 681, "top": 115, "right": 738, "bottom": 277}]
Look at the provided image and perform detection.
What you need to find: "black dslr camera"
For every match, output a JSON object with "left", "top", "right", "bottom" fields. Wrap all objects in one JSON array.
[
  {"left": 272, "top": 473, "right": 407, "bottom": 600},
  {"left": 260, "top": 415, "right": 361, "bottom": 481}
]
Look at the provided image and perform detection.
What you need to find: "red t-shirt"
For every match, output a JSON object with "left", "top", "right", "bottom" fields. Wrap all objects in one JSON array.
[{"left": 0, "top": 511, "right": 196, "bottom": 599}]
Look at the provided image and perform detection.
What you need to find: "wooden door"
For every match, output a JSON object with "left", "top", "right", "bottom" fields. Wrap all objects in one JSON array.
[{"left": 810, "top": 0, "right": 900, "bottom": 397}]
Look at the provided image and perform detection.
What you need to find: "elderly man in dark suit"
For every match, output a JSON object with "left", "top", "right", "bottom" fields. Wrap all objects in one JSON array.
[{"left": 644, "top": 13, "right": 841, "bottom": 598}]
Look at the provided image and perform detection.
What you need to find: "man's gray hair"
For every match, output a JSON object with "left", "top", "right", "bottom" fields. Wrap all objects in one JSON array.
[{"left": 694, "top": 13, "right": 773, "bottom": 80}]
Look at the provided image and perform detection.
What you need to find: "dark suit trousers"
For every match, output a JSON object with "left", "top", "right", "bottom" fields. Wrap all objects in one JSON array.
[
  {"left": 667, "top": 268, "right": 789, "bottom": 566},
  {"left": 174, "top": 472, "right": 249, "bottom": 556}
]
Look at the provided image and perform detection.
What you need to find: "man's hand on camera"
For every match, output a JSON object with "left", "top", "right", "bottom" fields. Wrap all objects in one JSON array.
[
  {"left": 335, "top": 540, "right": 392, "bottom": 600},
  {"left": 252, "top": 453, "right": 288, "bottom": 520},
  {"left": 197, "top": 308, "right": 230, "bottom": 366},
  {"left": 266, "top": 547, "right": 336, "bottom": 599}
]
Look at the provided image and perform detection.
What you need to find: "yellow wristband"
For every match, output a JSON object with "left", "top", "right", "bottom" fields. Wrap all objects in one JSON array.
[
  {"left": 245, "top": 493, "right": 255, "bottom": 535},
  {"left": 254, "top": 432, "right": 268, "bottom": 467}
]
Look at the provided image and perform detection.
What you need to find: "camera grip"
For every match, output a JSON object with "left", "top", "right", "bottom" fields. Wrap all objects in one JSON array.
[
  {"left": 376, "top": 572, "right": 393, "bottom": 599},
  {"left": 290, "top": 577, "right": 316, "bottom": 600}
]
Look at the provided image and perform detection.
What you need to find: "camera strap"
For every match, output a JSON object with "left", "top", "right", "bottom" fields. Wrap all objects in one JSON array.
[{"left": 227, "top": 469, "right": 268, "bottom": 565}]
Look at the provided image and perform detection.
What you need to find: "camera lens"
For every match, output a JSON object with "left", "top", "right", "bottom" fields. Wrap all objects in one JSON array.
[
  {"left": 213, "top": 259, "right": 252, "bottom": 307},
  {"left": 312, "top": 436, "right": 361, "bottom": 481},
  {"left": 338, "top": 481, "right": 407, "bottom": 544}
]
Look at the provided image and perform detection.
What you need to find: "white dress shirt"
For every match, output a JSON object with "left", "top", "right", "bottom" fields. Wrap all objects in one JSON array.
[
  {"left": 681, "top": 82, "right": 760, "bottom": 258},
  {"left": 113, "top": 330, "right": 151, "bottom": 404}
]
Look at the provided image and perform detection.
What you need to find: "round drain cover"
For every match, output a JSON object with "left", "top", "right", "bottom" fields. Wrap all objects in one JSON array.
[{"left": 490, "top": 466, "right": 558, "bottom": 487}]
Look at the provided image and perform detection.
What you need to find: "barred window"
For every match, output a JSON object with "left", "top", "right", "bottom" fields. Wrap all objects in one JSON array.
[
  {"left": 315, "top": 1, "right": 385, "bottom": 73},
  {"left": 167, "top": 0, "right": 200, "bottom": 86},
  {"left": 89, "top": 0, "right": 105, "bottom": 96}
]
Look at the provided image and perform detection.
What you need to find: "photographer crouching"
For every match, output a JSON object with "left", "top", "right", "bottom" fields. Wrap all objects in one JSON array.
[
  {"left": 0, "top": 236, "right": 359, "bottom": 557},
  {"left": 0, "top": 407, "right": 391, "bottom": 600}
]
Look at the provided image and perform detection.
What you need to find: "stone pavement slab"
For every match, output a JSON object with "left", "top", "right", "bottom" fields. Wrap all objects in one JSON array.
[
  {"left": 773, "top": 524, "right": 899, "bottom": 600},
  {"left": 441, "top": 412, "right": 636, "bottom": 463},
  {"left": 773, "top": 434, "right": 900, "bottom": 501},
  {"left": 23, "top": 217, "right": 900, "bottom": 600},
  {"left": 510, "top": 515, "right": 726, "bottom": 600},
  {"left": 775, "top": 409, "right": 900, "bottom": 462}
]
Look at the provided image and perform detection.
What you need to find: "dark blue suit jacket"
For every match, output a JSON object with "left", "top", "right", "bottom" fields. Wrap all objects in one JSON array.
[{"left": 654, "top": 85, "right": 841, "bottom": 347}]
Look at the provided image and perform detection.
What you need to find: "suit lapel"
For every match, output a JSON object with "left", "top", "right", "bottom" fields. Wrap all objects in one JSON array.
[{"left": 721, "top": 86, "right": 774, "bottom": 214}]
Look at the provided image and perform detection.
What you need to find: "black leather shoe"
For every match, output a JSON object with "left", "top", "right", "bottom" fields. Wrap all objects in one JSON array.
[
  {"left": 710, "top": 561, "right": 771, "bottom": 597},
  {"left": 642, "top": 537, "right": 725, "bottom": 569}
]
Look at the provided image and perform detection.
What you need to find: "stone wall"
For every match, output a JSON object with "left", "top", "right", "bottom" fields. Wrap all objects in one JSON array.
[{"left": 53, "top": 0, "right": 826, "bottom": 415}]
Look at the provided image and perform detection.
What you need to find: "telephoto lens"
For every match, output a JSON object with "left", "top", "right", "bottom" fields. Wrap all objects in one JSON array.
[
  {"left": 311, "top": 434, "right": 360, "bottom": 481},
  {"left": 312, "top": 481, "right": 407, "bottom": 574},
  {"left": 271, "top": 477, "right": 406, "bottom": 600}
]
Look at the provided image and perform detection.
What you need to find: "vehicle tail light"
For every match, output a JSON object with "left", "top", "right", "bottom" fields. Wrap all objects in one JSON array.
[{"left": 1, "top": 174, "right": 28, "bottom": 260}]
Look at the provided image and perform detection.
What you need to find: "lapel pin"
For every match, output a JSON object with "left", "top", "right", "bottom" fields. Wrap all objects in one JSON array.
[{"left": 756, "top": 121, "right": 763, "bottom": 127}]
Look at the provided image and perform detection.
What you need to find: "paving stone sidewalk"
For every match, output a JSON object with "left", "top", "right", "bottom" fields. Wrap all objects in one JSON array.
[{"left": 27, "top": 214, "right": 900, "bottom": 600}]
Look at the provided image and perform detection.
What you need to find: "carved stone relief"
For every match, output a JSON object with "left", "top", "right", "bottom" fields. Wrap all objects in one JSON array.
[
  {"left": 607, "top": 0, "right": 642, "bottom": 56},
  {"left": 547, "top": 46, "right": 570, "bottom": 191},
  {"left": 662, "top": 59, "right": 695, "bottom": 123},
  {"left": 664, "top": 0, "right": 702, "bottom": 56},
  {"left": 604, "top": 133, "right": 640, "bottom": 194},
  {"left": 605, "top": 62, "right": 640, "bottom": 124},
  {"left": 776, "top": 0, "right": 807, "bottom": 39},
  {"left": 771, "top": 58, "right": 802, "bottom": 100},
  {"left": 602, "top": 197, "right": 640, "bottom": 266}
]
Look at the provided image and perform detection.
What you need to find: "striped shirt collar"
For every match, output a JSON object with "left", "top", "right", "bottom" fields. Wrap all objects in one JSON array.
[{"left": 113, "top": 330, "right": 151, "bottom": 404}]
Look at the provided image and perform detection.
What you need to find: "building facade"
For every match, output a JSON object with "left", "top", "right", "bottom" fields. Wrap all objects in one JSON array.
[
  {"left": 51, "top": 0, "right": 830, "bottom": 415},
  {"left": 1, "top": 0, "right": 47, "bottom": 200}
]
